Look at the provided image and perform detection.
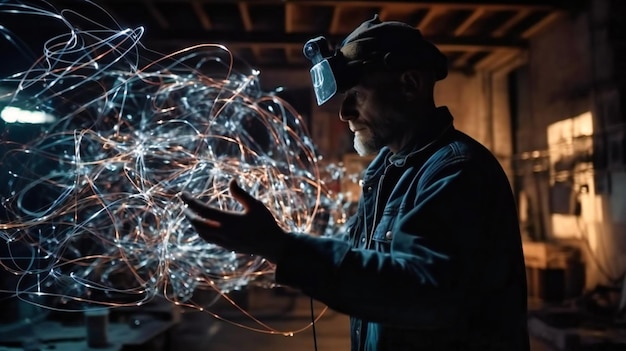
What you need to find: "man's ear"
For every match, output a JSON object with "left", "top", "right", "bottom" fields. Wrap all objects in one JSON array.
[{"left": 400, "top": 70, "right": 432, "bottom": 99}]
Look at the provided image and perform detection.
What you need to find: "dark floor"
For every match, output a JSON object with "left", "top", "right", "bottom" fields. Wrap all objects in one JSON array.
[
  {"left": 167, "top": 287, "right": 559, "bottom": 351},
  {"left": 171, "top": 288, "right": 351, "bottom": 351},
  {"left": 1, "top": 288, "right": 613, "bottom": 350}
]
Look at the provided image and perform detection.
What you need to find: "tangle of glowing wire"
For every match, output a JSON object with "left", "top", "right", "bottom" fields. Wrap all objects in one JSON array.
[{"left": 0, "top": 1, "right": 350, "bottom": 314}]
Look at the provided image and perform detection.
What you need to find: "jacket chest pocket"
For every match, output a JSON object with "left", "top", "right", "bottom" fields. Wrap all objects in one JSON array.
[
  {"left": 371, "top": 213, "right": 397, "bottom": 252},
  {"left": 343, "top": 215, "right": 361, "bottom": 246}
]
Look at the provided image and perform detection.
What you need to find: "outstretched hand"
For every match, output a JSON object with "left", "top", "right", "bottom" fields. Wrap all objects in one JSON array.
[{"left": 181, "top": 179, "right": 288, "bottom": 262}]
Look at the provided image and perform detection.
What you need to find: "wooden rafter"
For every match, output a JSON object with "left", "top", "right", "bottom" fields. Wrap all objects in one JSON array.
[
  {"left": 521, "top": 11, "right": 562, "bottom": 38},
  {"left": 377, "top": 4, "right": 415, "bottom": 22},
  {"left": 492, "top": 9, "right": 530, "bottom": 37},
  {"left": 191, "top": 1, "right": 211, "bottom": 30},
  {"left": 492, "top": 50, "right": 528, "bottom": 76},
  {"left": 329, "top": 6, "right": 344, "bottom": 34},
  {"left": 377, "top": 5, "right": 392, "bottom": 21},
  {"left": 454, "top": 8, "right": 485, "bottom": 36},
  {"left": 285, "top": 2, "right": 296, "bottom": 33},
  {"left": 474, "top": 49, "right": 521, "bottom": 70},
  {"left": 238, "top": 2, "right": 262, "bottom": 63},
  {"left": 149, "top": 32, "right": 524, "bottom": 53},
  {"left": 239, "top": 2, "right": 253, "bottom": 31},
  {"left": 288, "top": 0, "right": 557, "bottom": 11},
  {"left": 91, "top": 0, "right": 564, "bottom": 71},
  {"left": 417, "top": 6, "right": 443, "bottom": 30},
  {"left": 143, "top": 0, "right": 169, "bottom": 29},
  {"left": 452, "top": 51, "right": 477, "bottom": 69},
  {"left": 107, "top": 0, "right": 560, "bottom": 12},
  {"left": 284, "top": 2, "right": 298, "bottom": 63}
]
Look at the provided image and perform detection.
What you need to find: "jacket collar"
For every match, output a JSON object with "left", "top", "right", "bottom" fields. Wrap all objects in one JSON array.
[
  {"left": 363, "top": 106, "right": 455, "bottom": 180},
  {"left": 388, "top": 106, "right": 454, "bottom": 167}
]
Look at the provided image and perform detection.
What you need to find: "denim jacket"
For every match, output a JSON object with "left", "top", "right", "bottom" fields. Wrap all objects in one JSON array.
[{"left": 276, "top": 107, "right": 529, "bottom": 351}]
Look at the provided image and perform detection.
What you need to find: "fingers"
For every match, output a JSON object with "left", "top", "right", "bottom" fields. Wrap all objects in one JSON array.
[
  {"left": 181, "top": 180, "right": 255, "bottom": 222},
  {"left": 180, "top": 192, "right": 226, "bottom": 220},
  {"left": 185, "top": 211, "right": 230, "bottom": 249},
  {"left": 183, "top": 207, "right": 221, "bottom": 228},
  {"left": 228, "top": 179, "right": 256, "bottom": 211}
]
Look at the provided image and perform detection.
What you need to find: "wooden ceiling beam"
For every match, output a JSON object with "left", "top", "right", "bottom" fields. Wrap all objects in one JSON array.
[
  {"left": 238, "top": 3, "right": 262, "bottom": 63},
  {"left": 329, "top": 6, "right": 344, "bottom": 34},
  {"left": 142, "top": 0, "right": 170, "bottom": 29},
  {"left": 417, "top": 6, "right": 444, "bottom": 30},
  {"left": 452, "top": 51, "right": 477, "bottom": 69},
  {"left": 376, "top": 4, "right": 413, "bottom": 21},
  {"left": 283, "top": 3, "right": 302, "bottom": 65},
  {"left": 238, "top": 2, "right": 253, "bottom": 31},
  {"left": 453, "top": 7, "right": 485, "bottom": 36},
  {"left": 521, "top": 11, "right": 562, "bottom": 38},
  {"left": 147, "top": 33, "right": 525, "bottom": 52},
  {"left": 474, "top": 49, "right": 521, "bottom": 70},
  {"left": 492, "top": 50, "right": 528, "bottom": 76},
  {"left": 285, "top": 3, "right": 296, "bottom": 33},
  {"left": 104, "top": 0, "right": 561, "bottom": 12},
  {"left": 191, "top": 1, "right": 211, "bottom": 30},
  {"left": 377, "top": 6, "right": 392, "bottom": 21},
  {"left": 281, "top": 0, "right": 557, "bottom": 10},
  {"left": 491, "top": 9, "right": 530, "bottom": 37}
]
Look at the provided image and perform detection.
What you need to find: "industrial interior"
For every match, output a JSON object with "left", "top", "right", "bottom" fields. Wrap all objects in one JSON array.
[{"left": 0, "top": 0, "right": 625, "bottom": 350}]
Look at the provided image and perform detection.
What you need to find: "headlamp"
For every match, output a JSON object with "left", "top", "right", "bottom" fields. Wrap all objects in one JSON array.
[
  {"left": 303, "top": 36, "right": 342, "bottom": 106},
  {"left": 303, "top": 36, "right": 388, "bottom": 105}
]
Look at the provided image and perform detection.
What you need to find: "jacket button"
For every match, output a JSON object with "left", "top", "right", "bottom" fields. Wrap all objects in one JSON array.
[
  {"left": 366, "top": 186, "right": 372, "bottom": 192},
  {"left": 385, "top": 231, "right": 393, "bottom": 240},
  {"left": 360, "top": 237, "right": 366, "bottom": 244}
]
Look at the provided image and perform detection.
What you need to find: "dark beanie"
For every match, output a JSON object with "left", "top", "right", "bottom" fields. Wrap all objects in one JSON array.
[{"left": 338, "top": 15, "right": 448, "bottom": 81}]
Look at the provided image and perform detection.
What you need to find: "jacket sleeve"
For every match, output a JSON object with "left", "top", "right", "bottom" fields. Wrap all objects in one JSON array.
[{"left": 274, "top": 155, "right": 497, "bottom": 329}]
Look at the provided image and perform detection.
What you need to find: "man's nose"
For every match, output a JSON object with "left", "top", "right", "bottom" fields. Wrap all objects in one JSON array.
[{"left": 339, "top": 94, "right": 358, "bottom": 121}]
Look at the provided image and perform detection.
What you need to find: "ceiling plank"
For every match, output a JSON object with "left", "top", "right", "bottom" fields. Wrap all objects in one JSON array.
[
  {"left": 285, "top": 3, "right": 296, "bottom": 33},
  {"left": 238, "top": 3, "right": 262, "bottom": 63},
  {"left": 284, "top": 1, "right": 557, "bottom": 12},
  {"left": 452, "top": 51, "right": 477, "bottom": 68},
  {"left": 377, "top": 4, "right": 418, "bottom": 21},
  {"left": 239, "top": 2, "right": 253, "bottom": 31},
  {"left": 474, "top": 49, "right": 520, "bottom": 70},
  {"left": 191, "top": 1, "right": 211, "bottom": 30},
  {"left": 453, "top": 7, "right": 485, "bottom": 36},
  {"left": 417, "top": 6, "right": 444, "bottom": 30},
  {"left": 491, "top": 9, "right": 530, "bottom": 37},
  {"left": 329, "top": 6, "right": 344, "bottom": 34},
  {"left": 9, "top": 0, "right": 566, "bottom": 72},
  {"left": 282, "top": 3, "right": 299, "bottom": 65},
  {"left": 521, "top": 11, "right": 562, "bottom": 38},
  {"left": 103, "top": 0, "right": 561, "bottom": 12},
  {"left": 146, "top": 32, "right": 526, "bottom": 51},
  {"left": 377, "top": 5, "right": 391, "bottom": 21},
  {"left": 143, "top": 0, "right": 170, "bottom": 29},
  {"left": 492, "top": 50, "right": 528, "bottom": 76},
  {"left": 283, "top": 0, "right": 556, "bottom": 10}
]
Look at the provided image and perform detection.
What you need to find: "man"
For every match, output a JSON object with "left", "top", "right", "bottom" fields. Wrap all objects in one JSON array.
[{"left": 182, "top": 15, "right": 529, "bottom": 351}]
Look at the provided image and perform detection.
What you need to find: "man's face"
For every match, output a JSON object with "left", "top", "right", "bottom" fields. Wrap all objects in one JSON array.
[{"left": 339, "top": 71, "right": 411, "bottom": 156}]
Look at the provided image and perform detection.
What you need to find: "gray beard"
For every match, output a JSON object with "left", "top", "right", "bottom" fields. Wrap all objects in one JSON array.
[{"left": 354, "top": 135, "right": 379, "bottom": 156}]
